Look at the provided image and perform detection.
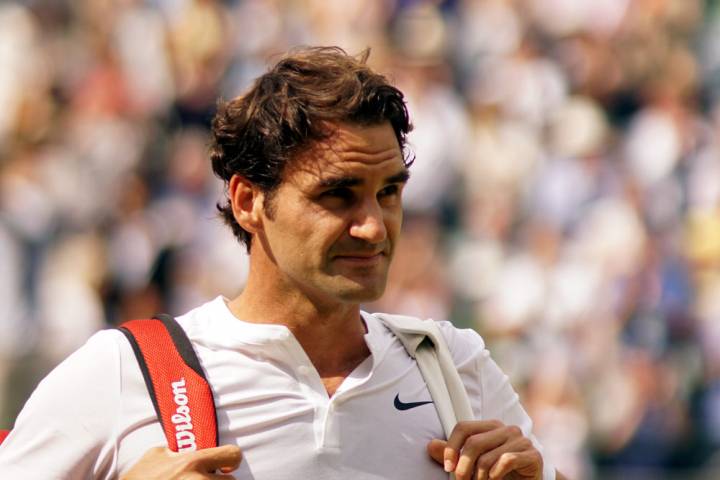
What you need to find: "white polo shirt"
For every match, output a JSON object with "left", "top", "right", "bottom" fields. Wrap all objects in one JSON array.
[{"left": 0, "top": 296, "right": 553, "bottom": 479}]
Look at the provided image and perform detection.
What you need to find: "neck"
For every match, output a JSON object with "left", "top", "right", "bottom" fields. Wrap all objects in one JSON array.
[{"left": 227, "top": 251, "right": 370, "bottom": 378}]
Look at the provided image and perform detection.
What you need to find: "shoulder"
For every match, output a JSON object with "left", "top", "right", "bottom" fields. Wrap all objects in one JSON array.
[
  {"left": 170, "top": 296, "right": 235, "bottom": 345},
  {"left": 0, "top": 329, "right": 132, "bottom": 477},
  {"left": 45, "top": 328, "right": 129, "bottom": 380},
  {"left": 369, "top": 311, "right": 488, "bottom": 369},
  {"left": 22, "top": 328, "right": 135, "bottom": 417},
  {"left": 434, "top": 320, "right": 489, "bottom": 368}
]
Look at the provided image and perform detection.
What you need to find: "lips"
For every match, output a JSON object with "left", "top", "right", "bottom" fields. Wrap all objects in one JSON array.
[
  {"left": 335, "top": 252, "right": 384, "bottom": 259},
  {"left": 333, "top": 252, "right": 385, "bottom": 265}
]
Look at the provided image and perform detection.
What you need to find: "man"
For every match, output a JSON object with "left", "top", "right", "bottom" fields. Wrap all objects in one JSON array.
[{"left": 0, "top": 47, "right": 565, "bottom": 479}]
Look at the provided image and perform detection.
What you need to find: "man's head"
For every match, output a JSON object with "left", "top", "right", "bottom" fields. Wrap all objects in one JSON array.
[{"left": 210, "top": 46, "right": 412, "bottom": 251}]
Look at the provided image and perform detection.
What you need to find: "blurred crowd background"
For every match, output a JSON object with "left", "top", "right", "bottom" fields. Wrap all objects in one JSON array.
[{"left": 1, "top": 0, "right": 720, "bottom": 478}]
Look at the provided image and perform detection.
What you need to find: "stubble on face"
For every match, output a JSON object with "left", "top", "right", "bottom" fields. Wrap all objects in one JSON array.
[{"left": 256, "top": 122, "right": 408, "bottom": 305}]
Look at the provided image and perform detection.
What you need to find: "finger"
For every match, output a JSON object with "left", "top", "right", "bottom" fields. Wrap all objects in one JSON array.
[
  {"left": 427, "top": 439, "right": 447, "bottom": 465},
  {"left": 453, "top": 428, "right": 510, "bottom": 480},
  {"left": 477, "top": 436, "right": 534, "bottom": 480},
  {"left": 182, "top": 471, "right": 236, "bottom": 480},
  {"left": 445, "top": 420, "right": 504, "bottom": 473},
  {"left": 488, "top": 448, "right": 542, "bottom": 479},
  {"left": 189, "top": 445, "right": 243, "bottom": 472},
  {"left": 182, "top": 475, "right": 234, "bottom": 480}
]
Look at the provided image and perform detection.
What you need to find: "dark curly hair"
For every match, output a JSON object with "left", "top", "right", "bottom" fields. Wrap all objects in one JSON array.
[{"left": 209, "top": 46, "right": 413, "bottom": 251}]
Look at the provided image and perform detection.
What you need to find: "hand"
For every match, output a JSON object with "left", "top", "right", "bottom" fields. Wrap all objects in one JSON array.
[
  {"left": 427, "top": 420, "right": 542, "bottom": 480},
  {"left": 121, "top": 444, "right": 242, "bottom": 480}
]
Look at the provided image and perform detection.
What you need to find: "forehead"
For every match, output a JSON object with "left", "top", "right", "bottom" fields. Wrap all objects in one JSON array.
[{"left": 285, "top": 122, "right": 405, "bottom": 184}]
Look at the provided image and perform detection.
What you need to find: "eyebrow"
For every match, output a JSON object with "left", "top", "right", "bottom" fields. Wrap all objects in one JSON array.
[{"left": 318, "top": 169, "right": 411, "bottom": 189}]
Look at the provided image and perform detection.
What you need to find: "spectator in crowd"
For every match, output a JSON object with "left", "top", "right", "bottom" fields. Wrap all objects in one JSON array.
[{"left": 1, "top": 0, "right": 719, "bottom": 477}]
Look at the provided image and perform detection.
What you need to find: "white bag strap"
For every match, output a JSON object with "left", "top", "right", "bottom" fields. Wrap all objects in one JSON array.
[
  {"left": 375, "top": 313, "right": 474, "bottom": 480},
  {"left": 414, "top": 339, "right": 460, "bottom": 436},
  {"left": 377, "top": 314, "right": 557, "bottom": 480},
  {"left": 373, "top": 313, "right": 474, "bottom": 433}
]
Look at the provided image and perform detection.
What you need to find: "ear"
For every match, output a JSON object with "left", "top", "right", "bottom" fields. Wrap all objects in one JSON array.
[{"left": 229, "top": 174, "right": 265, "bottom": 234}]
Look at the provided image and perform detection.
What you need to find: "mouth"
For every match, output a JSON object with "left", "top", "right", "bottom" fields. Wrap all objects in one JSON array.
[{"left": 333, "top": 252, "right": 385, "bottom": 266}]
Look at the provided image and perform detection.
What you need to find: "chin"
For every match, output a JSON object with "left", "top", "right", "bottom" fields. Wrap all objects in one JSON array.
[
  {"left": 339, "top": 290, "right": 384, "bottom": 303},
  {"left": 332, "top": 280, "right": 387, "bottom": 303}
]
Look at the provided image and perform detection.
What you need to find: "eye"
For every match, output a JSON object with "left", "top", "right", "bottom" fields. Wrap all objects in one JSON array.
[
  {"left": 322, "top": 187, "right": 354, "bottom": 200},
  {"left": 378, "top": 185, "right": 400, "bottom": 198},
  {"left": 317, "top": 187, "right": 356, "bottom": 208}
]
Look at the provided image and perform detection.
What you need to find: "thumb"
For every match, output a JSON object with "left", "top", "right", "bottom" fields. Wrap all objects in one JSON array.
[
  {"left": 190, "top": 444, "right": 243, "bottom": 473},
  {"left": 426, "top": 438, "right": 447, "bottom": 465}
]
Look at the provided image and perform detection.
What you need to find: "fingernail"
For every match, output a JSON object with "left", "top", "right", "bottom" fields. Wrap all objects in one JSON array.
[{"left": 444, "top": 460, "right": 453, "bottom": 472}]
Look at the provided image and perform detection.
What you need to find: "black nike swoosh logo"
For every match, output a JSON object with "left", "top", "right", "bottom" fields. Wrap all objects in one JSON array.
[{"left": 394, "top": 393, "right": 433, "bottom": 411}]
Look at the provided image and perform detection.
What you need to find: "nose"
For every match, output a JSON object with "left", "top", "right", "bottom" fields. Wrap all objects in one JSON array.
[{"left": 349, "top": 198, "right": 387, "bottom": 244}]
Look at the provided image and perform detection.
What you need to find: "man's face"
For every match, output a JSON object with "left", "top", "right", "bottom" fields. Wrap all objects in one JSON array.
[{"left": 255, "top": 121, "right": 409, "bottom": 305}]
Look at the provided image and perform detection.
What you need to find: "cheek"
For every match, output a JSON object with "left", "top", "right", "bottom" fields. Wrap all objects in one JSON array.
[
  {"left": 386, "top": 208, "right": 403, "bottom": 235},
  {"left": 277, "top": 207, "right": 349, "bottom": 255}
]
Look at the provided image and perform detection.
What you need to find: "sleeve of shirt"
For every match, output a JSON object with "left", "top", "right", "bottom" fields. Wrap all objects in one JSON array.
[
  {"left": 436, "top": 321, "right": 556, "bottom": 480},
  {"left": 0, "top": 329, "right": 124, "bottom": 479}
]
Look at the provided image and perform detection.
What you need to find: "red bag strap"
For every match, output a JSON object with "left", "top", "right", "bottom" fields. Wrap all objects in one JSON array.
[
  {"left": 0, "top": 429, "right": 9, "bottom": 445},
  {"left": 119, "top": 315, "right": 218, "bottom": 452}
]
